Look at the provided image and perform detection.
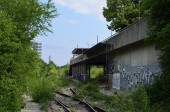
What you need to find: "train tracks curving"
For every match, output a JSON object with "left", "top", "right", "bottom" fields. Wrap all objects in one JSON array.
[
  {"left": 54, "top": 90, "right": 91, "bottom": 112},
  {"left": 69, "top": 88, "right": 106, "bottom": 112},
  {"left": 49, "top": 88, "right": 106, "bottom": 112}
]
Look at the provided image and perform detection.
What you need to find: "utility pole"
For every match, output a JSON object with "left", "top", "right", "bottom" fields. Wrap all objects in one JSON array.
[
  {"left": 49, "top": 55, "right": 51, "bottom": 63},
  {"left": 47, "top": 55, "right": 51, "bottom": 77}
]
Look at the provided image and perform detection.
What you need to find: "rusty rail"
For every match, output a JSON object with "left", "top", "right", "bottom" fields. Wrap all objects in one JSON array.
[
  {"left": 54, "top": 90, "right": 98, "bottom": 112},
  {"left": 70, "top": 88, "right": 77, "bottom": 95},
  {"left": 54, "top": 90, "right": 71, "bottom": 98},
  {"left": 70, "top": 88, "right": 106, "bottom": 112},
  {"left": 54, "top": 99, "right": 71, "bottom": 112}
]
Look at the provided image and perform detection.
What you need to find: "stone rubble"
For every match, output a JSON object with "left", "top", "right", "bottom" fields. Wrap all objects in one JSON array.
[{"left": 21, "top": 95, "right": 41, "bottom": 112}]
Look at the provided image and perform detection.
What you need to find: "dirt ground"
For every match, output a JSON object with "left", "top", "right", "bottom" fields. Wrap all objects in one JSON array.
[{"left": 21, "top": 94, "right": 41, "bottom": 112}]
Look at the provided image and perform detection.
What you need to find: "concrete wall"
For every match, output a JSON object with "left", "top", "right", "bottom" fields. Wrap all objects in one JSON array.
[
  {"left": 70, "top": 18, "right": 148, "bottom": 66},
  {"left": 71, "top": 63, "right": 87, "bottom": 80},
  {"left": 107, "top": 18, "right": 148, "bottom": 50},
  {"left": 70, "top": 54, "right": 88, "bottom": 65},
  {"left": 109, "top": 44, "right": 161, "bottom": 90}
]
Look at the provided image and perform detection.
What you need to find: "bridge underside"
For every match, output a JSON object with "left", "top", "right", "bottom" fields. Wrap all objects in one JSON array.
[
  {"left": 85, "top": 53, "right": 106, "bottom": 65},
  {"left": 70, "top": 53, "right": 106, "bottom": 81},
  {"left": 69, "top": 18, "right": 161, "bottom": 91}
]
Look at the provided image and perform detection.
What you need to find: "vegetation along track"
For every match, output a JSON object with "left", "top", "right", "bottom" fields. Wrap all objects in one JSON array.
[
  {"left": 51, "top": 89, "right": 106, "bottom": 112},
  {"left": 70, "top": 88, "right": 106, "bottom": 112},
  {"left": 70, "top": 87, "right": 120, "bottom": 111}
]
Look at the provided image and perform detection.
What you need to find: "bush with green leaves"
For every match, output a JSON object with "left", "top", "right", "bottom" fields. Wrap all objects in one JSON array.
[
  {"left": 0, "top": 75, "right": 23, "bottom": 111},
  {"left": 74, "top": 81, "right": 105, "bottom": 100},
  {"left": 0, "top": 0, "right": 57, "bottom": 111},
  {"left": 105, "top": 87, "right": 150, "bottom": 112},
  {"left": 131, "top": 87, "right": 150, "bottom": 111},
  {"left": 142, "top": 0, "right": 170, "bottom": 110},
  {"left": 29, "top": 78, "right": 54, "bottom": 103},
  {"left": 90, "top": 66, "right": 103, "bottom": 78},
  {"left": 82, "top": 82, "right": 99, "bottom": 93}
]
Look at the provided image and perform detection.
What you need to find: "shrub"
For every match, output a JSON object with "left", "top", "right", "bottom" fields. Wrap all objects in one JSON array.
[
  {"left": 82, "top": 82, "right": 99, "bottom": 93},
  {"left": 51, "top": 75, "right": 72, "bottom": 91},
  {"left": 29, "top": 78, "right": 54, "bottom": 103},
  {"left": 0, "top": 76, "right": 23, "bottom": 112},
  {"left": 131, "top": 87, "right": 150, "bottom": 111}
]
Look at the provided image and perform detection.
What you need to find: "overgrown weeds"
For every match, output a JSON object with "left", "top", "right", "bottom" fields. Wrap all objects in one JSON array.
[
  {"left": 29, "top": 78, "right": 54, "bottom": 103},
  {"left": 26, "top": 75, "right": 72, "bottom": 111},
  {"left": 74, "top": 80, "right": 105, "bottom": 100},
  {"left": 73, "top": 79, "right": 152, "bottom": 112}
]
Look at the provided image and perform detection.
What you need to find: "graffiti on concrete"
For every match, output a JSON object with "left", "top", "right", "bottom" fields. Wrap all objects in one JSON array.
[
  {"left": 108, "top": 60, "right": 116, "bottom": 74},
  {"left": 119, "top": 64, "right": 161, "bottom": 90},
  {"left": 112, "top": 73, "right": 120, "bottom": 90}
]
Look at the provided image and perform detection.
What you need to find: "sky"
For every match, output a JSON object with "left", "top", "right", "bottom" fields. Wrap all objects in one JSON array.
[{"left": 35, "top": 0, "right": 111, "bottom": 66}]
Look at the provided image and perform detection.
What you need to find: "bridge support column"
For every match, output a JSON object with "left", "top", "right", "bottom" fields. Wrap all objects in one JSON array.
[
  {"left": 103, "top": 65, "right": 106, "bottom": 75},
  {"left": 81, "top": 63, "right": 87, "bottom": 81},
  {"left": 86, "top": 65, "right": 91, "bottom": 79}
]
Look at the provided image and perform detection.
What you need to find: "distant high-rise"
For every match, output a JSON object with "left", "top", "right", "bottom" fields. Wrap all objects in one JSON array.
[{"left": 32, "top": 41, "right": 42, "bottom": 57}]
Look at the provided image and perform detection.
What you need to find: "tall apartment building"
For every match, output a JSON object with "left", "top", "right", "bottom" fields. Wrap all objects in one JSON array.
[{"left": 32, "top": 41, "right": 42, "bottom": 57}]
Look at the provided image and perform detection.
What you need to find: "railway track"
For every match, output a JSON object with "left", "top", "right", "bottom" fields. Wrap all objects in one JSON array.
[
  {"left": 53, "top": 99, "right": 70, "bottom": 112},
  {"left": 70, "top": 87, "right": 118, "bottom": 111},
  {"left": 69, "top": 88, "right": 106, "bottom": 112},
  {"left": 49, "top": 88, "right": 106, "bottom": 112},
  {"left": 54, "top": 90, "right": 93, "bottom": 112}
]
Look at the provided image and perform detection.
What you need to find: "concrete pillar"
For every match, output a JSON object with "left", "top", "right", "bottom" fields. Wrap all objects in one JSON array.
[
  {"left": 103, "top": 65, "right": 106, "bottom": 74},
  {"left": 72, "top": 66, "right": 74, "bottom": 76},
  {"left": 86, "top": 65, "right": 91, "bottom": 79}
]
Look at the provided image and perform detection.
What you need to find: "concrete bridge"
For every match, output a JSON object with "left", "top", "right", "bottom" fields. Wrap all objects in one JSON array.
[{"left": 69, "top": 18, "right": 161, "bottom": 91}]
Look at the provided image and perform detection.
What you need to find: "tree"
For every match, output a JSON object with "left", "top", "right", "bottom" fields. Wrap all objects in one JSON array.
[
  {"left": 91, "top": 66, "right": 103, "bottom": 78},
  {"left": 0, "top": 0, "right": 57, "bottom": 111},
  {"left": 48, "top": 60, "right": 59, "bottom": 76},
  {"left": 0, "top": 0, "right": 57, "bottom": 45},
  {"left": 0, "top": 13, "right": 23, "bottom": 111},
  {"left": 103, "top": 0, "right": 140, "bottom": 31},
  {"left": 142, "top": 0, "right": 170, "bottom": 109}
]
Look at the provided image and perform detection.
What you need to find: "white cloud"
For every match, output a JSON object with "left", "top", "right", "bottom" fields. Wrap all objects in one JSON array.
[{"left": 54, "top": 0, "right": 106, "bottom": 20}]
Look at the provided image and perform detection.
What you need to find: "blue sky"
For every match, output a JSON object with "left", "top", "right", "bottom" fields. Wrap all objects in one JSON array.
[{"left": 35, "top": 0, "right": 111, "bottom": 66}]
